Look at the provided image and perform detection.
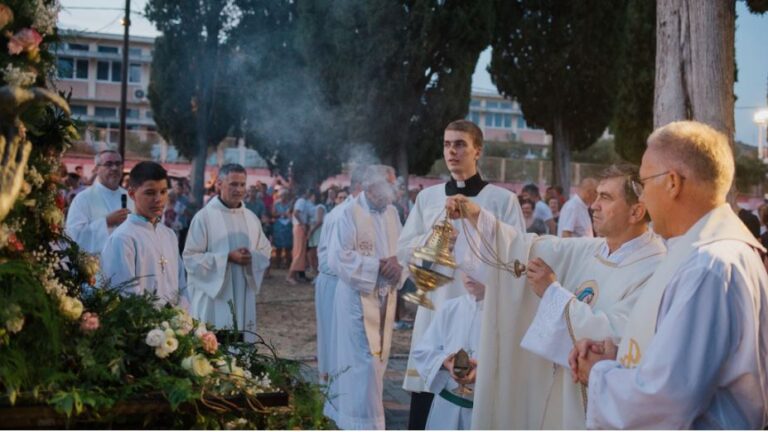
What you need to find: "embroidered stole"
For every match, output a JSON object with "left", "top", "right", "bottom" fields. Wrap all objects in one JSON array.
[
  {"left": 617, "top": 204, "right": 762, "bottom": 368},
  {"left": 352, "top": 203, "right": 399, "bottom": 361}
]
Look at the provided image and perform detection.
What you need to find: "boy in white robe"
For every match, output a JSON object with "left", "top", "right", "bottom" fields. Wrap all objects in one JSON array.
[
  {"left": 66, "top": 150, "right": 133, "bottom": 254},
  {"left": 570, "top": 121, "right": 768, "bottom": 429},
  {"left": 183, "top": 164, "right": 272, "bottom": 342},
  {"left": 398, "top": 120, "right": 525, "bottom": 428},
  {"left": 448, "top": 163, "right": 666, "bottom": 429},
  {"left": 411, "top": 273, "right": 483, "bottom": 430},
  {"left": 101, "top": 161, "right": 187, "bottom": 307},
  {"left": 327, "top": 165, "right": 404, "bottom": 430}
]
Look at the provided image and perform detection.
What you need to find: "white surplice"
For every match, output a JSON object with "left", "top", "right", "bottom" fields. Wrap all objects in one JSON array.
[
  {"left": 411, "top": 294, "right": 483, "bottom": 430},
  {"left": 399, "top": 182, "right": 525, "bottom": 393},
  {"left": 183, "top": 197, "right": 272, "bottom": 341},
  {"left": 315, "top": 198, "right": 350, "bottom": 382},
  {"left": 65, "top": 181, "right": 134, "bottom": 254},
  {"left": 519, "top": 229, "right": 665, "bottom": 429},
  {"left": 100, "top": 214, "right": 187, "bottom": 307},
  {"left": 328, "top": 193, "right": 404, "bottom": 430},
  {"left": 586, "top": 205, "right": 768, "bottom": 429}
]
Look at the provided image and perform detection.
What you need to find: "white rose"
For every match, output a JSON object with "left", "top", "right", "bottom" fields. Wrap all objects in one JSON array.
[
  {"left": 155, "top": 346, "right": 171, "bottom": 359},
  {"left": 170, "top": 309, "right": 193, "bottom": 335},
  {"left": 145, "top": 328, "right": 166, "bottom": 347},
  {"left": 162, "top": 335, "right": 179, "bottom": 354},
  {"left": 59, "top": 296, "right": 83, "bottom": 321},
  {"left": 5, "top": 315, "right": 24, "bottom": 334},
  {"left": 182, "top": 354, "right": 214, "bottom": 377}
]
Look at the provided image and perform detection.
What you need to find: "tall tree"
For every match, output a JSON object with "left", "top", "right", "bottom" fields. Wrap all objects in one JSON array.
[
  {"left": 296, "top": 0, "right": 494, "bottom": 180},
  {"left": 489, "top": 0, "right": 628, "bottom": 192},
  {"left": 145, "top": 0, "right": 239, "bottom": 205},
  {"left": 613, "top": 0, "right": 656, "bottom": 164},
  {"left": 654, "top": 0, "right": 735, "bottom": 143}
]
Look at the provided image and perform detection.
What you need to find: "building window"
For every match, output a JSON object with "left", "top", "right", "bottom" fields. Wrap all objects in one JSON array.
[
  {"left": 504, "top": 113, "right": 512, "bottom": 128},
  {"left": 129, "top": 63, "right": 141, "bottom": 83},
  {"left": 95, "top": 107, "right": 117, "bottom": 118},
  {"left": 56, "top": 57, "right": 73, "bottom": 78},
  {"left": 68, "top": 43, "right": 89, "bottom": 51},
  {"left": 484, "top": 113, "right": 493, "bottom": 127},
  {"left": 129, "top": 47, "right": 142, "bottom": 57},
  {"left": 518, "top": 117, "right": 527, "bottom": 129},
  {"left": 468, "top": 111, "right": 480, "bottom": 125},
  {"left": 124, "top": 108, "right": 139, "bottom": 119},
  {"left": 70, "top": 105, "right": 88, "bottom": 116},
  {"left": 470, "top": 99, "right": 481, "bottom": 107},
  {"left": 145, "top": 110, "right": 153, "bottom": 119},
  {"left": 500, "top": 102, "right": 513, "bottom": 110},
  {"left": 57, "top": 57, "right": 89, "bottom": 80},
  {"left": 493, "top": 113, "right": 504, "bottom": 128},
  {"left": 97, "top": 45, "right": 119, "bottom": 54},
  {"left": 486, "top": 101, "right": 499, "bottom": 109},
  {"left": 97, "top": 60, "right": 123, "bottom": 82}
]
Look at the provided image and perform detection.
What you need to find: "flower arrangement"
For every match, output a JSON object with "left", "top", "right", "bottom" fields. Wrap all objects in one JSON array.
[{"left": 0, "top": 1, "right": 330, "bottom": 428}]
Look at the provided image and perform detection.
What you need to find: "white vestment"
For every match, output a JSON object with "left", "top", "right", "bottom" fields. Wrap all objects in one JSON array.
[
  {"left": 327, "top": 193, "right": 404, "bottom": 430},
  {"left": 315, "top": 198, "right": 351, "bottom": 383},
  {"left": 399, "top": 182, "right": 525, "bottom": 392},
  {"left": 65, "top": 181, "right": 134, "bottom": 254},
  {"left": 100, "top": 214, "right": 187, "bottom": 307},
  {"left": 456, "top": 208, "right": 665, "bottom": 429},
  {"left": 586, "top": 204, "right": 768, "bottom": 429},
  {"left": 183, "top": 197, "right": 272, "bottom": 341},
  {"left": 411, "top": 294, "right": 483, "bottom": 430},
  {"left": 519, "top": 229, "right": 665, "bottom": 429}
]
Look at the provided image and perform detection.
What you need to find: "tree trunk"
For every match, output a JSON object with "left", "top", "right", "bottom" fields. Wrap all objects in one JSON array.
[
  {"left": 654, "top": 0, "right": 735, "bottom": 145},
  {"left": 552, "top": 116, "right": 572, "bottom": 194}
]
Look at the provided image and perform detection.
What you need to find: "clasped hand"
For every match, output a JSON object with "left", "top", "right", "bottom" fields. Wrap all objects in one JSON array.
[
  {"left": 445, "top": 195, "right": 480, "bottom": 226},
  {"left": 567, "top": 338, "right": 618, "bottom": 385},
  {"left": 379, "top": 256, "right": 402, "bottom": 282},
  {"left": 228, "top": 247, "right": 252, "bottom": 265}
]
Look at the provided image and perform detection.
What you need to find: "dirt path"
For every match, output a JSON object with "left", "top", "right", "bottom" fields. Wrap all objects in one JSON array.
[{"left": 256, "top": 268, "right": 417, "bottom": 360}]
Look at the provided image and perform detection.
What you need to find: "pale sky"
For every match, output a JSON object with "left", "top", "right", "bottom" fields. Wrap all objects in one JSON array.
[{"left": 60, "top": 0, "right": 767, "bottom": 145}]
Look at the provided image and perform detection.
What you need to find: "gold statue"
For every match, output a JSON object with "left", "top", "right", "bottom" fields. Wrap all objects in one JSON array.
[
  {"left": 0, "top": 85, "right": 69, "bottom": 223},
  {"left": 404, "top": 214, "right": 457, "bottom": 310}
]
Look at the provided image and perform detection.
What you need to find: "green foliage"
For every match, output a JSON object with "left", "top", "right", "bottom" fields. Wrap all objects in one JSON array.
[
  {"left": 572, "top": 138, "right": 624, "bottom": 165},
  {"left": 489, "top": 0, "right": 628, "bottom": 190},
  {"left": 612, "top": 0, "right": 655, "bottom": 164},
  {"left": 735, "top": 153, "right": 768, "bottom": 192},
  {"left": 747, "top": 0, "right": 768, "bottom": 14}
]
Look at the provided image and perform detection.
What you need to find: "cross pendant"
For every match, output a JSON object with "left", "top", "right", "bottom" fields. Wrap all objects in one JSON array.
[{"left": 158, "top": 255, "right": 168, "bottom": 273}]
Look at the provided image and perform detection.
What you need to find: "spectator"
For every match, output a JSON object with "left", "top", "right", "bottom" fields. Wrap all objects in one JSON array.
[
  {"left": 521, "top": 183, "right": 556, "bottom": 234},
  {"left": 245, "top": 185, "right": 267, "bottom": 219},
  {"left": 272, "top": 189, "right": 293, "bottom": 269},
  {"left": 520, "top": 198, "right": 548, "bottom": 235},
  {"left": 306, "top": 190, "right": 325, "bottom": 276},
  {"left": 558, "top": 177, "right": 598, "bottom": 237}
]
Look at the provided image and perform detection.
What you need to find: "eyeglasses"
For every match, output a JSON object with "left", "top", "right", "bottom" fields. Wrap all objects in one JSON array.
[
  {"left": 100, "top": 161, "right": 123, "bottom": 169},
  {"left": 631, "top": 171, "right": 684, "bottom": 197}
]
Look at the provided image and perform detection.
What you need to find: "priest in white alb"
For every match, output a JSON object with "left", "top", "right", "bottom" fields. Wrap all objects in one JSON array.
[
  {"left": 326, "top": 165, "right": 404, "bottom": 430},
  {"left": 101, "top": 161, "right": 187, "bottom": 308},
  {"left": 315, "top": 165, "right": 363, "bottom": 388},
  {"left": 398, "top": 120, "right": 525, "bottom": 429},
  {"left": 66, "top": 149, "right": 134, "bottom": 254},
  {"left": 183, "top": 164, "right": 272, "bottom": 342},
  {"left": 450, "top": 163, "right": 666, "bottom": 429},
  {"left": 570, "top": 121, "right": 768, "bottom": 429}
]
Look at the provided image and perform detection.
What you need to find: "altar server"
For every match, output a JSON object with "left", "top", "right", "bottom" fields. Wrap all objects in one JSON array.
[
  {"left": 101, "top": 161, "right": 186, "bottom": 307},
  {"left": 399, "top": 119, "right": 525, "bottom": 429},
  {"left": 183, "top": 163, "right": 272, "bottom": 341}
]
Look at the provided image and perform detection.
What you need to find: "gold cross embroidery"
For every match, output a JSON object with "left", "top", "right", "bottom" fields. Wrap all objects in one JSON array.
[{"left": 158, "top": 255, "right": 168, "bottom": 274}]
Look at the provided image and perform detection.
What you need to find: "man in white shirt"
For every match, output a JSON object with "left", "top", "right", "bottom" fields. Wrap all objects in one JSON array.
[
  {"left": 521, "top": 183, "right": 556, "bottom": 234},
  {"left": 65, "top": 150, "right": 133, "bottom": 254},
  {"left": 557, "top": 177, "right": 597, "bottom": 237},
  {"left": 571, "top": 121, "right": 768, "bottom": 429}
]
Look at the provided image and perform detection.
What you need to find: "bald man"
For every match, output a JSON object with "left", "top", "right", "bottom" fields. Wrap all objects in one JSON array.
[
  {"left": 571, "top": 121, "right": 768, "bottom": 429},
  {"left": 558, "top": 177, "right": 598, "bottom": 237}
]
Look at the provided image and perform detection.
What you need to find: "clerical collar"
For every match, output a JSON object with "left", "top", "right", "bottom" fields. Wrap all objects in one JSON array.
[
  {"left": 217, "top": 196, "right": 242, "bottom": 209},
  {"left": 445, "top": 172, "right": 487, "bottom": 197},
  {"left": 130, "top": 213, "right": 161, "bottom": 227}
]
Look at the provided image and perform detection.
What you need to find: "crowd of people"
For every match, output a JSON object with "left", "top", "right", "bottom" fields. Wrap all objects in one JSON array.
[{"left": 55, "top": 117, "right": 768, "bottom": 431}]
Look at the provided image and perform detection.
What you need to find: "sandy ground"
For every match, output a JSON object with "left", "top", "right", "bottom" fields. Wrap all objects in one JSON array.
[{"left": 256, "top": 268, "right": 417, "bottom": 360}]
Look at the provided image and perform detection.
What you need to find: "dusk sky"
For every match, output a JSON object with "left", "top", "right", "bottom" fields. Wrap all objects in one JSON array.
[{"left": 59, "top": 0, "right": 768, "bottom": 146}]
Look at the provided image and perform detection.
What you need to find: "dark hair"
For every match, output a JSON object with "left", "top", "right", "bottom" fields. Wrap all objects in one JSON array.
[
  {"left": 598, "top": 163, "right": 650, "bottom": 222},
  {"left": 445, "top": 119, "right": 484, "bottom": 150},
  {"left": 522, "top": 183, "right": 540, "bottom": 198},
  {"left": 218, "top": 163, "right": 247, "bottom": 178},
  {"left": 129, "top": 161, "right": 168, "bottom": 188},
  {"left": 519, "top": 198, "right": 535, "bottom": 208}
]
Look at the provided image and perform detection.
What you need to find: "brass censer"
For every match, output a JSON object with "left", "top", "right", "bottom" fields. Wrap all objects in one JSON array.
[{"left": 404, "top": 214, "right": 457, "bottom": 310}]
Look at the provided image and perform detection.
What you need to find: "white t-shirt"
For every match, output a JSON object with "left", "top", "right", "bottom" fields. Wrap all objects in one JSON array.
[
  {"left": 534, "top": 200, "right": 554, "bottom": 222},
  {"left": 557, "top": 194, "right": 593, "bottom": 237}
]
